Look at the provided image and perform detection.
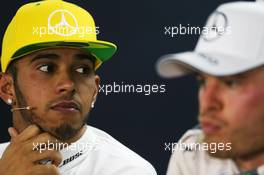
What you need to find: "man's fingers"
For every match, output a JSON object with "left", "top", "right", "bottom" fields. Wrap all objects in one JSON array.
[
  {"left": 32, "top": 150, "right": 62, "bottom": 167},
  {"left": 26, "top": 132, "right": 62, "bottom": 155},
  {"left": 17, "top": 125, "right": 42, "bottom": 142},
  {"left": 8, "top": 127, "right": 18, "bottom": 139},
  {"left": 28, "top": 133, "right": 59, "bottom": 149}
]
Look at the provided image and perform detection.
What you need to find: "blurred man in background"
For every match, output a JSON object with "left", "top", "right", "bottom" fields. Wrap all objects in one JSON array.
[{"left": 157, "top": 1, "right": 264, "bottom": 174}]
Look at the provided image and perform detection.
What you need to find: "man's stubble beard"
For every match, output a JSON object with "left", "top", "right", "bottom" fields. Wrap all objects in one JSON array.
[
  {"left": 203, "top": 135, "right": 234, "bottom": 158},
  {"left": 203, "top": 129, "right": 264, "bottom": 161},
  {"left": 13, "top": 79, "right": 88, "bottom": 141}
]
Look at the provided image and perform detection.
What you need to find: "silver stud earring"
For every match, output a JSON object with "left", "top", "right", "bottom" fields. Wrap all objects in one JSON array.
[
  {"left": 7, "top": 99, "right": 13, "bottom": 105},
  {"left": 91, "top": 101, "right": 95, "bottom": 108}
]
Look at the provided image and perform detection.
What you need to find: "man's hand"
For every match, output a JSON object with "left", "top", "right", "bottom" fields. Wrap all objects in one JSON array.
[{"left": 0, "top": 125, "right": 62, "bottom": 175}]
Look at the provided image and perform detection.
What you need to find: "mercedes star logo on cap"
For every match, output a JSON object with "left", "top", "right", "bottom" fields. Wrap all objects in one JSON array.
[
  {"left": 48, "top": 9, "right": 79, "bottom": 37},
  {"left": 202, "top": 11, "right": 229, "bottom": 41}
]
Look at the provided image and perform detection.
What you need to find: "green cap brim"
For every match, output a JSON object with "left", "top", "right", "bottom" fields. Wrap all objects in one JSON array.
[{"left": 11, "top": 40, "right": 117, "bottom": 66}]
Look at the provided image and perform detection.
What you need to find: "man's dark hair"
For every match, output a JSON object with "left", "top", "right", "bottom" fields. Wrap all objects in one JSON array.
[{"left": 6, "top": 61, "right": 18, "bottom": 82}]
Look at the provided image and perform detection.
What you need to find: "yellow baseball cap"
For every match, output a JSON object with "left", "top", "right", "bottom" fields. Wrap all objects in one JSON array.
[{"left": 1, "top": 0, "right": 117, "bottom": 72}]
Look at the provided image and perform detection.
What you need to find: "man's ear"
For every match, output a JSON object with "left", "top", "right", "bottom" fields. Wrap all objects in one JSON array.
[
  {"left": 0, "top": 73, "right": 15, "bottom": 105},
  {"left": 92, "top": 75, "right": 100, "bottom": 104}
]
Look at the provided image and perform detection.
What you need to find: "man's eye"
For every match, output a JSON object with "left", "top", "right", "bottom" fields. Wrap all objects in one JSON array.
[
  {"left": 38, "top": 65, "right": 49, "bottom": 72},
  {"left": 75, "top": 67, "right": 91, "bottom": 74},
  {"left": 37, "top": 64, "right": 55, "bottom": 73},
  {"left": 224, "top": 79, "right": 239, "bottom": 87}
]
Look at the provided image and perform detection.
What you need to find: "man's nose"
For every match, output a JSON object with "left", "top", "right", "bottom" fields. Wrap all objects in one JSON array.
[
  {"left": 199, "top": 79, "right": 222, "bottom": 117},
  {"left": 55, "top": 70, "right": 75, "bottom": 95}
]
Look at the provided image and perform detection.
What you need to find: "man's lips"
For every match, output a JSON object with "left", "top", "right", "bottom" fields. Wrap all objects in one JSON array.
[
  {"left": 50, "top": 100, "right": 80, "bottom": 112},
  {"left": 201, "top": 120, "right": 222, "bottom": 135}
]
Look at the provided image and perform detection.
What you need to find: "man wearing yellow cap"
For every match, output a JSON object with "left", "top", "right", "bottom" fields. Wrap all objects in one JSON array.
[{"left": 0, "top": 1, "right": 156, "bottom": 174}]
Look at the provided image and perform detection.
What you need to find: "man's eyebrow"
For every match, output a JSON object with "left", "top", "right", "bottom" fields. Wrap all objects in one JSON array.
[
  {"left": 221, "top": 74, "right": 245, "bottom": 80},
  {"left": 75, "top": 53, "right": 96, "bottom": 63},
  {"left": 30, "top": 53, "right": 59, "bottom": 63},
  {"left": 74, "top": 54, "right": 97, "bottom": 70}
]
